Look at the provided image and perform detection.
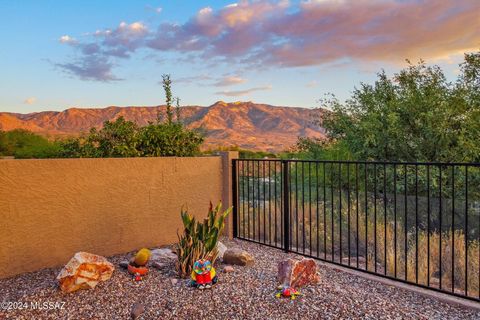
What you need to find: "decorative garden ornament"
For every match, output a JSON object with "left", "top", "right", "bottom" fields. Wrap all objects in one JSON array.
[
  {"left": 190, "top": 259, "right": 217, "bottom": 289},
  {"left": 275, "top": 285, "right": 301, "bottom": 300}
]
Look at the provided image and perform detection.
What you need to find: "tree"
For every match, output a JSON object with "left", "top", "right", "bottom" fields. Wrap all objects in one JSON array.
[
  {"left": 0, "top": 129, "right": 61, "bottom": 158},
  {"left": 135, "top": 74, "right": 203, "bottom": 156},
  {"left": 316, "top": 51, "right": 480, "bottom": 162},
  {"left": 59, "top": 74, "right": 204, "bottom": 158}
]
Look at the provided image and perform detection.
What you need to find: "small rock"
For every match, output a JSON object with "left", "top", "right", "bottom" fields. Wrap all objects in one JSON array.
[
  {"left": 217, "top": 241, "right": 227, "bottom": 261},
  {"left": 56, "top": 252, "right": 115, "bottom": 293},
  {"left": 223, "top": 265, "right": 234, "bottom": 273},
  {"left": 131, "top": 302, "right": 145, "bottom": 320},
  {"left": 151, "top": 261, "right": 165, "bottom": 270},
  {"left": 170, "top": 278, "right": 178, "bottom": 286},
  {"left": 119, "top": 261, "right": 129, "bottom": 269},
  {"left": 277, "top": 258, "right": 319, "bottom": 288},
  {"left": 223, "top": 248, "right": 254, "bottom": 266}
]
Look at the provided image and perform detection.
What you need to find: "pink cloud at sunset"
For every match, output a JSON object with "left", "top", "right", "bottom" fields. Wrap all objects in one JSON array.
[{"left": 56, "top": 0, "right": 479, "bottom": 81}]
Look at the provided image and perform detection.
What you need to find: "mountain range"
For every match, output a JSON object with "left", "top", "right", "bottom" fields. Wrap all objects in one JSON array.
[{"left": 0, "top": 101, "right": 326, "bottom": 152}]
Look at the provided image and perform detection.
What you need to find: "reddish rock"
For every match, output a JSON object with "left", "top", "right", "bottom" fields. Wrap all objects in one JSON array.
[
  {"left": 277, "top": 258, "right": 319, "bottom": 288},
  {"left": 56, "top": 252, "right": 114, "bottom": 293}
]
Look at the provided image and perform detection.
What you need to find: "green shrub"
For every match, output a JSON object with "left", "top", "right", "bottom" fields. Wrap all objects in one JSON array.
[{"left": 175, "top": 202, "right": 231, "bottom": 278}]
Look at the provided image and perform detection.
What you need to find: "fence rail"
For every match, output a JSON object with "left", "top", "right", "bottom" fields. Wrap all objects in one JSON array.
[{"left": 232, "top": 159, "right": 480, "bottom": 301}]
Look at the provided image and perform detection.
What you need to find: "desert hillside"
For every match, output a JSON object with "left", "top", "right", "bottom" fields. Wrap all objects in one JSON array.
[{"left": 0, "top": 101, "right": 326, "bottom": 152}]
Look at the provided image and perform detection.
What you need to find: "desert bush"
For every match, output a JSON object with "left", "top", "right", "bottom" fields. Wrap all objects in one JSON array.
[{"left": 0, "top": 129, "right": 61, "bottom": 158}]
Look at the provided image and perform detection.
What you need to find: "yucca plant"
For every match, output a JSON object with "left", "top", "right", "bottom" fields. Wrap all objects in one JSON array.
[{"left": 175, "top": 201, "right": 231, "bottom": 278}]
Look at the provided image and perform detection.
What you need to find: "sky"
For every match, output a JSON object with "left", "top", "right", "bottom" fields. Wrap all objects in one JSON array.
[{"left": 0, "top": 0, "right": 478, "bottom": 113}]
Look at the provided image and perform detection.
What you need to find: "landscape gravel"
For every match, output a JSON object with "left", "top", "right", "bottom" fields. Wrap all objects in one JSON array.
[{"left": 1, "top": 239, "right": 479, "bottom": 320}]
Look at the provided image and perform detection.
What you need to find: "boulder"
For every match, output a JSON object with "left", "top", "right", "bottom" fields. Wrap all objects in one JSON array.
[
  {"left": 217, "top": 241, "right": 227, "bottom": 261},
  {"left": 131, "top": 302, "right": 145, "bottom": 320},
  {"left": 57, "top": 252, "right": 114, "bottom": 293},
  {"left": 150, "top": 248, "right": 177, "bottom": 265},
  {"left": 277, "top": 258, "right": 319, "bottom": 288},
  {"left": 119, "top": 261, "right": 129, "bottom": 269},
  {"left": 223, "top": 248, "right": 254, "bottom": 266}
]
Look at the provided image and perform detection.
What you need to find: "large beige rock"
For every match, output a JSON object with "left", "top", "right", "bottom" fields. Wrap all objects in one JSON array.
[
  {"left": 223, "top": 248, "right": 254, "bottom": 266},
  {"left": 56, "top": 252, "right": 114, "bottom": 293},
  {"left": 217, "top": 241, "right": 227, "bottom": 261},
  {"left": 277, "top": 258, "right": 319, "bottom": 288}
]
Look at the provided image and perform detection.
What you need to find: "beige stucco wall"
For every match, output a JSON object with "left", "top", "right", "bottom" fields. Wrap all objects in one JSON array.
[{"left": 0, "top": 156, "right": 233, "bottom": 279}]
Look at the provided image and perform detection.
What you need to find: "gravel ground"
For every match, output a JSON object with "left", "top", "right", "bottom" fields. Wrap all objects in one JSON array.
[{"left": 1, "top": 239, "right": 479, "bottom": 320}]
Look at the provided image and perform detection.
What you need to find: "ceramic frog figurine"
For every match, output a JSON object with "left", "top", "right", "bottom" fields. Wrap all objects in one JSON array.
[{"left": 190, "top": 259, "right": 217, "bottom": 289}]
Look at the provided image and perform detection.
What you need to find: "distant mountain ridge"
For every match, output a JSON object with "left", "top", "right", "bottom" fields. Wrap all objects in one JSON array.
[{"left": 0, "top": 101, "right": 326, "bottom": 152}]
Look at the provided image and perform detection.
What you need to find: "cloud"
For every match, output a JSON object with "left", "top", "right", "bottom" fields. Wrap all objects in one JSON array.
[
  {"left": 170, "top": 74, "right": 246, "bottom": 87},
  {"left": 23, "top": 97, "right": 36, "bottom": 105},
  {"left": 173, "top": 75, "right": 214, "bottom": 84},
  {"left": 213, "top": 76, "right": 246, "bottom": 87},
  {"left": 306, "top": 80, "right": 318, "bottom": 88},
  {"left": 56, "top": 55, "right": 122, "bottom": 82},
  {"left": 59, "top": 35, "right": 76, "bottom": 44},
  {"left": 215, "top": 85, "right": 272, "bottom": 97},
  {"left": 58, "top": 0, "right": 480, "bottom": 81},
  {"left": 146, "top": 5, "right": 162, "bottom": 14}
]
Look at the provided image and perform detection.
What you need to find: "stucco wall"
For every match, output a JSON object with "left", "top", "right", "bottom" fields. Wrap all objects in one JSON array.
[{"left": 0, "top": 156, "right": 232, "bottom": 279}]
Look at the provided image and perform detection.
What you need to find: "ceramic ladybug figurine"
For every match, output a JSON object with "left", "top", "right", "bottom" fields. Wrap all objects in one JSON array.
[
  {"left": 190, "top": 259, "right": 217, "bottom": 289},
  {"left": 275, "top": 285, "right": 301, "bottom": 300}
]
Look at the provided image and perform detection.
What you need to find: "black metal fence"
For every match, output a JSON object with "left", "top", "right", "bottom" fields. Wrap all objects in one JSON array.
[{"left": 232, "top": 159, "right": 480, "bottom": 301}]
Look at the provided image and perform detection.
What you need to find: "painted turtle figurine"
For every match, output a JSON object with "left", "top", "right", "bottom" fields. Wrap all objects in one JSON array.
[{"left": 275, "top": 285, "right": 301, "bottom": 300}]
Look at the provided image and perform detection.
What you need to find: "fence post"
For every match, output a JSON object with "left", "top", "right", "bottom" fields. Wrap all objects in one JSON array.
[
  {"left": 220, "top": 151, "right": 239, "bottom": 239},
  {"left": 282, "top": 160, "right": 290, "bottom": 253},
  {"left": 231, "top": 159, "right": 238, "bottom": 238}
]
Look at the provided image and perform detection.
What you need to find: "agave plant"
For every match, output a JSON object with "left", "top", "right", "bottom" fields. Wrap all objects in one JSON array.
[{"left": 175, "top": 201, "right": 231, "bottom": 278}]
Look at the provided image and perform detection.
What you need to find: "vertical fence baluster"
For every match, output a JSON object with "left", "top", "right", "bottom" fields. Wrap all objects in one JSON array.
[
  {"left": 332, "top": 162, "right": 335, "bottom": 262},
  {"left": 439, "top": 166, "right": 443, "bottom": 290},
  {"left": 242, "top": 160, "right": 246, "bottom": 238},
  {"left": 302, "top": 162, "right": 306, "bottom": 254},
  {"left": 232, "top": 160, "right": 238, "bottom": 238},
  {"left": 309, "top": 162, "right": 312, "bottom": 255},
  {"left": 374, "top": 164, "right": 377, "bottom": 273},
  {"left": 464, "top": 166, "right": 468, "bottom": 296},
  {"left": 427, "top": 165, "right": 430, "bottom": 287},
  {"left": 365, "top": 163, "right": 368, "bottom": 271},
  {"left": 404, "top": 165, "right": 408, "bottom": 281},
  {"left": 394, "top": 164, "right": 397, "bottom": 278},
  {"left": 415, "top": 165, "right": 419, "bottom": 284},
  {"left": 316, "top": 162, "right": 320, "bottom": 257},
  {"left": 324, "top": 162, "right": 327, "bottom": 260},
  {"left": 452, "top": 165, "right": 455, "bottom": 293},
  {"left": 258, "top": 161, "right": 261, "bottom": 242},
  {"left": 263, "top": 161, "right": 266, "bottom": 244},
  {"left": 296, "top": 162, "right": 299, "bottom": 252},
  {"left": 247, "top": 161, "right": 251, "bottom": 240},
  {"left": 384, "top": 164, "right": 387, "bottom": 276},
  {"left": 356, "top": 163, "right": 360, "bottom": 268},
  {"left": 348, "top": 163, "right": 351, "bottom": 266},
  {"left": 339, "top": 163, "right": 343, "bottom": 264},
  {"left": 283, "top": 160, "right": 290, "bottom": 253},
  {"left": 275, "top": 161, "right": 283, "bottom": 246},
  {"left": 269, "top": 161, "right": 272, "bottom": 245}
]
